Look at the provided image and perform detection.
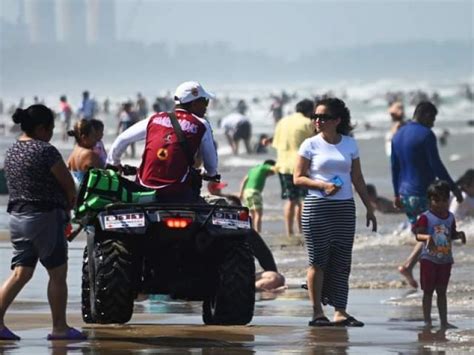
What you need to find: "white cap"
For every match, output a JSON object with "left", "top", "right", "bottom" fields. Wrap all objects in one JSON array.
[{"left": 174, "top": 81, "right": 215, "bottom": 104}]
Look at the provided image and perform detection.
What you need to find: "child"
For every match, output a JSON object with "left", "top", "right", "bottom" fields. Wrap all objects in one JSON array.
[
  {"left": 239, "top": 160, "right": 276, "bottom": 233},
  {"left": 253, "top": 134, "right": 270, "bottom": 154},
  {"left": 450, "top": 169, "right": 474, "bottom": 220},
  {"left": 413, "top": 180, "right": 466, "bottom": 329},
  {"left": 67, "top": 119, "right": 101, "bottom": 186},
  {"left": 90, "top": 119, "right": 107, "bottom": 168}
]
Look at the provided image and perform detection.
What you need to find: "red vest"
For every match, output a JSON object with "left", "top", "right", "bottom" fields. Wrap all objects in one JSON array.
[{"left": 137, "top": 110, "right": 206, "bottom": 189}]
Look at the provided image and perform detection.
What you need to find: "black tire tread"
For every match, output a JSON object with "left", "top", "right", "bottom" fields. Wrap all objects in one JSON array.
[
  {"left": 203, "top": 241, "right": 255, "bottom": 325},
  {"left": 81, "top": 247, "right": 94, "bottom": 323}
]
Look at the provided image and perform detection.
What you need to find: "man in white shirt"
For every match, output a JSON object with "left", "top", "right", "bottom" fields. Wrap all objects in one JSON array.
[{"left": 107, "top": 81, "right": 218, "bottom": 202}]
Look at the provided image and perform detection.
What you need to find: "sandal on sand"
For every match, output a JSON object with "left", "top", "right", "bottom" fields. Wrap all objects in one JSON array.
[
  {"left": 398, "top": 266, "right": 418, "bottom": 288},
  {"left": 308, "top": 316, "right": 333, "bottom": 327},
  {"left": 332, "top": 316, "right": 364, "bottom": 327},
  {"left": 0, "top": 327, "right": 21, "bottom": 341},
  {"left": 47, "top": 327, "right": 87, "bottom": 341}
]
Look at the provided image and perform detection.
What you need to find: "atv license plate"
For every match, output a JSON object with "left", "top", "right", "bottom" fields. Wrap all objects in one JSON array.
[
  {"left": 212, "top": 212, "right": 251, "bottom": 229},
  {"left": 103, "top": 213, "right": 145, "bottom": 229}
]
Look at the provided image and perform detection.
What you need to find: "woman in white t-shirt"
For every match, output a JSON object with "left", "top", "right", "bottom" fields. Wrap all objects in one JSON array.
[{"left": 294, "top": 98, "right": 377, "bottom": 328}]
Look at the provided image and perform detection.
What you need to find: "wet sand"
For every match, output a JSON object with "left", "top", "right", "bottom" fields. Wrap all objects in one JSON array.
[
  {"left": 1, "top": 224, "right": 474, "bottom": 353},
  {"left": 1, "top": 287, "right": 474, "bottom": 354}
]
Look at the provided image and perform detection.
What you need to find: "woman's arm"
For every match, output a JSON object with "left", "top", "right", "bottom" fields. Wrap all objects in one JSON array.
[
  {"left": 293, "top": 155, "right": 339, "bottom": 195},
  {"left": 351, "top": 158, "right": 377, "bottom": 232},
  {"left": 51, "top": 160, "right": 76, "bottom": 210}
]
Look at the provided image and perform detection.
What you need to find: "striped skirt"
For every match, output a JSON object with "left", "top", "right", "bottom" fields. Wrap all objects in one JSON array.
[{"left": 301, "top": 196, "right": 356, "bottom": 309}]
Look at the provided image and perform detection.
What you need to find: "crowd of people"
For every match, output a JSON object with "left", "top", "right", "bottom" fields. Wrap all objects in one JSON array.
[{"left": 0, "top": 80, "right": 472, "bottom": 340}]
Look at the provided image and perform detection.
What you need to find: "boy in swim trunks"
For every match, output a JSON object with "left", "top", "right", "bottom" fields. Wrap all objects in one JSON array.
[{"left": 239, "top": 160, "right": 276, "bottom": 233}]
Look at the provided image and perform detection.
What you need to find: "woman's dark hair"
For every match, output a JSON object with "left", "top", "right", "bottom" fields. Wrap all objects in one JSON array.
[
  {"left": 427, "top": 180, "right": 451, "bottom": 200},
  {"left": 456, "top": 169, "right": 474, "bottom": 188},
  {"left": 90, "top": 118, "right": 104, "bottom": 131},
  {"left": 264, "top": 159, "right": 276, "bottom": 166},
  {"left": 12, "top": 104, "right": 54, "bottom": 135},
  {"left": 67, "top": 119, "right": 95, "bottom": 143},
  {"left": 315, "top": 97, "right": 353, "bottom": 135}
]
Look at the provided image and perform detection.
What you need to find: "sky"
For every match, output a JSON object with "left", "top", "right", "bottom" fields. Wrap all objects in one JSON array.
[
  {"left": 1, "top": 0, "right": 473, "bottom": 59},
  {"left": 115, "top": 0, "right": 473, "bottom": 57}
]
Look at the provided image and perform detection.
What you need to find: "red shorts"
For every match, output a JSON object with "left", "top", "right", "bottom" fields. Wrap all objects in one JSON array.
[{"left": 420, "top": 259, "right": 452, "bottom": 292}]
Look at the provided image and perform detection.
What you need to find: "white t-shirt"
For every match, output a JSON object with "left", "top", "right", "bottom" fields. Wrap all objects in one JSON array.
[
  {"left": 220, "top": 113, "right": 249, "bottom": 132},
  {"left": 450, "top": 191, "right": 474, "bottom": 220},
  {"left": 298, "top": 134, "right": 359, "bottom": 200}
]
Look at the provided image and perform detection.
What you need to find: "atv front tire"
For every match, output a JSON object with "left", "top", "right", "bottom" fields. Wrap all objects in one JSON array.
[{"left": 81, "top": 239, "right": 135, "bottom": 324}]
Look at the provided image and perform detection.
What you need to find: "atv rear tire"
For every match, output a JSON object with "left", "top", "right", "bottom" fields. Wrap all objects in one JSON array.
[
  {"left": 82, "top": 239, "right": 135, "bottom": 324},
  {"left": 203, "top": 241, "right": 255, "bottom": 325}
]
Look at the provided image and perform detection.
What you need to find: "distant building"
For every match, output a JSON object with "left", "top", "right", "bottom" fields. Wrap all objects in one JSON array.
[
  {"left": 24, "top": 0, "right": 55, "bottom": 44},
  {"left": 11, "top": 0, "right": 116, "bottom": 45},
  {"left": 56, "top": 0, "right": 86, "bottom": 43},
  {"left": 85, "top": 0, "right": 116, "bottom": 44}
]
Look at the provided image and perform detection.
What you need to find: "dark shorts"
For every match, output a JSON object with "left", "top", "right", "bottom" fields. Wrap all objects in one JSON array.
[
  {"left": 420, "top": 259, "right": 451, "bottom": 292},
  {"left": 9, "top": 209, "right": 68, "bottom": 270},
  {"left": 278, "top": 173, "right": 307, "bottom": 201},
  {"left": 233, "top": 121, "right": 251, "bottom": 141},
  {"left": 400, "top": 195, "right": 428, "bottom": 225}
]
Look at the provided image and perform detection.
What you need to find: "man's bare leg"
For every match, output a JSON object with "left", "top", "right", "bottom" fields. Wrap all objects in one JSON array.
[{"left": 398, "top": 242, "right": 423, "bottom": 288}]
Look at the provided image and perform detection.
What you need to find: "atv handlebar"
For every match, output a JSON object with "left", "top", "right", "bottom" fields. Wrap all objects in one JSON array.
[
  {"left": 105, "top": 164, "right": 137, "bottom": 176},
  {"left": 105, "top": 164, "right": 221, "bottom": 182}
]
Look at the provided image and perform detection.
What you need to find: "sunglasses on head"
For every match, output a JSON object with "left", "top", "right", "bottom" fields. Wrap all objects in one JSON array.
[{"left": 311, "top": 113, "right": 337, "bottom": 122}]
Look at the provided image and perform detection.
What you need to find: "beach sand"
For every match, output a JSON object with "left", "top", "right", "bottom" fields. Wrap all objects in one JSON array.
[
  {"left": 0, "top": 109, "right": 473, "bottom": 353},
  {"left": 1, "top": 234, "right": 473, "bottom": 354},
  {"left": 1, "top": 287, "right": 473, "bottom": 354}
]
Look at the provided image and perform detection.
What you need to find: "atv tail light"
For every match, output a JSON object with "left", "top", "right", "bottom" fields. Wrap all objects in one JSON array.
[
  {"left": 238, "top": 210, "right": 249, "bottom": 221},
  {"left": 163, "top": 217, "right": 193, "bottom": 229}
]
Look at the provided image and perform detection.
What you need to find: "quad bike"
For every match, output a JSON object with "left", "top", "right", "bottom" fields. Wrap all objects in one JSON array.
[{"left": 72, "top": 167, "right": 255, "bottom": 325}]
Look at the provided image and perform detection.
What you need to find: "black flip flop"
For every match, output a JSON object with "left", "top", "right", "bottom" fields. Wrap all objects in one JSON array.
[
  {"left": 332, "top": 316, "right": 364, "bottom": 327},
  {"left": 308, "top": 316, "right": 333, "bottom": 327}
]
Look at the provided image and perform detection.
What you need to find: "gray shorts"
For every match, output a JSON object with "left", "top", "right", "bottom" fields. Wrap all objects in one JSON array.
[{"left": 9, "top": 209, "right": 68, "bottom": 270}]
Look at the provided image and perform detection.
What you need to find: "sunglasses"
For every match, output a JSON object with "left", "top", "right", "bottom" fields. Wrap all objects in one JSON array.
[{"left": 311, "top": 113, "right": 337, "bottom": 122}]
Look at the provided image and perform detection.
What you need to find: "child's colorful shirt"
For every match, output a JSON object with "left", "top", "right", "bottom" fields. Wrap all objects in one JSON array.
[
  {"left": 415, "top": 210, "right": 456, "bottom": 264},
  {"left": 244, "top": 164, "right": 273, "bottom": 192}
]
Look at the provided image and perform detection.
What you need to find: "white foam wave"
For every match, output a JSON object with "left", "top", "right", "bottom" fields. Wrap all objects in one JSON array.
[{"left": 221, "top": 156, "right": 267, "bottom": 167}]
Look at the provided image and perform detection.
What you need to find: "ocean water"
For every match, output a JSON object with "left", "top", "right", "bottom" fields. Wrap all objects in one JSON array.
[{"left": 0, "top": 78, "right": 473, "bottom": 300}]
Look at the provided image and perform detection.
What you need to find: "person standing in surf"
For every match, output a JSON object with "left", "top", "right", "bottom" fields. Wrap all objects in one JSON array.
[
  {"left": 294, "top": 97, "right": 376, "bottom": 327},
  {"left": 391, "top": 101, "right": 462, "bottom": 288}
]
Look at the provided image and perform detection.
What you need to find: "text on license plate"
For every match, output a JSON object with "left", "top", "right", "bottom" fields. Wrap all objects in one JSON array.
[
  {"left": 212, "top": 212, "right": 250, "bottom": 229},
  {"left": 104, "top": 213, "right": 145, "bottom": 229}
]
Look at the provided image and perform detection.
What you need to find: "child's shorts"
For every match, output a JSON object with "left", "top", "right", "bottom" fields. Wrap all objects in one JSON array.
[
  {"left": 420, "top": 259, "right": 452, "bottom": 292},
  {"left": 9, "top": 209, "right": 68, "bottom": 270},
  {"left": 243, "top": 189, "right": 263, "bottom": 210}
]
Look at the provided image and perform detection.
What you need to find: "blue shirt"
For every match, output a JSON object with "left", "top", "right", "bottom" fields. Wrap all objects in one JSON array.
[{"left": 391, "top": 121, "right": 455, "bottom": 197}]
